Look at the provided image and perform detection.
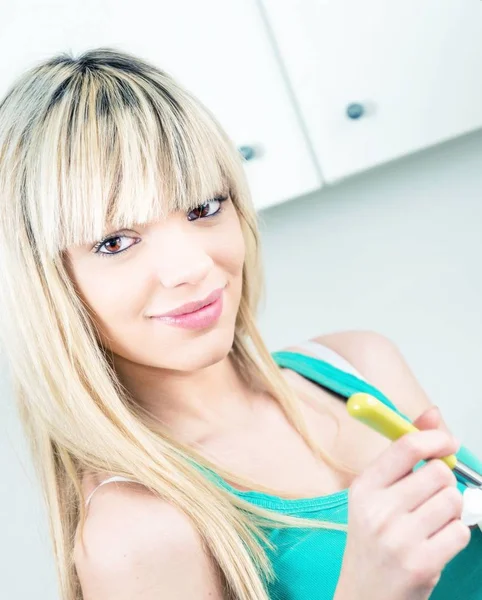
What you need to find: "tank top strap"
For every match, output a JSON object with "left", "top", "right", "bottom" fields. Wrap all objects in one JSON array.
[
  {"left": 272, "top": 343, "right": 407, "bottom": 417},
  {"left": 294, "top": 339, "right": 366, "bottom": 380},
  {"left": 85, "top": 475, "right": 139, "bottom": 508}
]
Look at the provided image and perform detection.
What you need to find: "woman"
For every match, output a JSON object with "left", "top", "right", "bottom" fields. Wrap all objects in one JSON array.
[{"left": 0, "top": 48, "right": 480, "bottom": 600}]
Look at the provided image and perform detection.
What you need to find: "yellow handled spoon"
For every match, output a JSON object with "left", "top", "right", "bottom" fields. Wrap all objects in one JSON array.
[{"left": 347, "top": 393, "right": 482, "bottom": 488}]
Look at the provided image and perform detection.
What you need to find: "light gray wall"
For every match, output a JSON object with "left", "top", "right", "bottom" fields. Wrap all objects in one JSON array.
[
  {"left": 258, "top": 129, "right": 482, "bottom": 454},
  {"left": 2, "top": 129, "right": 482, "bottom": 599}
]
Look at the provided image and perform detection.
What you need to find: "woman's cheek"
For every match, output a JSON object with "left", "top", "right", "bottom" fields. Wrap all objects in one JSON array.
[
  {"left": 76, "top": 266, "right": 136, "bottom": 325},
  {"left": 218, "top": 219, "right": 246, "bottom": 275}
]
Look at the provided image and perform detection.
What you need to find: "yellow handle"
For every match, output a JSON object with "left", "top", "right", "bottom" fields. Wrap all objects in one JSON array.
[{"left": 347, "top": 393, "right": 457, "bottom": 470}]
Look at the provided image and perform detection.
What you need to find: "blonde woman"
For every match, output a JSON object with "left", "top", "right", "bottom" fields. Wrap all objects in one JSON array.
[{"left": 0, "top": 48, "right": 480, "bottom": 600}]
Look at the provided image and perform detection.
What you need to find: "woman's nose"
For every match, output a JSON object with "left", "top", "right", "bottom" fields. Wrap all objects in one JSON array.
[
  {"left": 153, "top": 237, "right": 214, "bottom": 288},
  {"left": 159, "top": 253, "right": 214, "bottom": 288}
]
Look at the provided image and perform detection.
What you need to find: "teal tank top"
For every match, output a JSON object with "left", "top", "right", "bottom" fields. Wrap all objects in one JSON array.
[{"left": 210, "top": 349, "right": 482, "bottom": 599}]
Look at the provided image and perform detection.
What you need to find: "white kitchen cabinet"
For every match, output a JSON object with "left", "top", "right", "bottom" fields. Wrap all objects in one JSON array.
[
  {"left": 260, "top": 0, "right": 482, "bottom": 183},
  {"left": 0, "top": 0, "right": 322, "bottom": 210}
]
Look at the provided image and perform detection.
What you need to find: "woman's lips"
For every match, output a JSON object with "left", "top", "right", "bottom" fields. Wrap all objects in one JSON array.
[
  {"left": 156, "top": 287, "right": 223, "bottom": 317},
  {"left": 149, "top": 289, "right": 224, "bottom": 330}
]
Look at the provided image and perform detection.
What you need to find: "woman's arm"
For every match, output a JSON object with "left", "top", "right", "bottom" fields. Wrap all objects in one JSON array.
[{"left": 74, "top": 483, "right": 224, "bottom": 599}]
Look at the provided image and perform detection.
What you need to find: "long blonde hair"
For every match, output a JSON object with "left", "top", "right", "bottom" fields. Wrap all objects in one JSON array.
[{"left": 0, "top": 48, "right": 357, "bottom": 600}]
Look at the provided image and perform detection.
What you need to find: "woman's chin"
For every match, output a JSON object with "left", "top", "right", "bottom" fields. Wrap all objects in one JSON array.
[
  {"left": 178, "top": 327, "right": 236, "bottom": 372},
  {"left": 137, "top": 326, "right": 236, "bottom": 372}
]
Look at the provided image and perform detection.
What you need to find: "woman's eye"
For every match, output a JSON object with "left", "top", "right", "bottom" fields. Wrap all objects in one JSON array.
[
  {"left": 187, "top": 196, "right": 226, "bottom": 221},
  {"left": 94, "top": 235, "right": 138, "bottom": 257}
]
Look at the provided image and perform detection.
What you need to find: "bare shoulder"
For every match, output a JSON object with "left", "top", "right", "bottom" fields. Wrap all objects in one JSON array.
[
  {"left": 313, "top": 330, "right": 406, "bottom": 379},
  {"left": 74, "top": 481, "right": 224, "bottom": 599},
  {"left": 312, "top": 330, "right": 449, "bottom": 428}
]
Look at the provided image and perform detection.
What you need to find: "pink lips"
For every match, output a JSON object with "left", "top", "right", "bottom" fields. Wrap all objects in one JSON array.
[{"left": 149, "top": 288, "right": 224, "bottom": 330}]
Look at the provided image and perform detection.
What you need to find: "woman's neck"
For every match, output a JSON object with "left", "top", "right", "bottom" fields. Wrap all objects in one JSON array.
[{"left": 113, "top": 353, "right": 264, "bottom": 447}]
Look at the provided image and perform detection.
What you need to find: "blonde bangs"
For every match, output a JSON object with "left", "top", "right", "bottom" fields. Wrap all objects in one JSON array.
[{"left": 11, "top": 50, "right": 238, "bottom": 257}]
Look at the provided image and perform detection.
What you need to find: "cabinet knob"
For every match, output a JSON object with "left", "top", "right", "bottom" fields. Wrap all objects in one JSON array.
[
  {"left": 346, "top": 103, "right": 365, "bottom": 120},
  {"left": 238, "top": 145, "right": 257, "bottom": 161}
]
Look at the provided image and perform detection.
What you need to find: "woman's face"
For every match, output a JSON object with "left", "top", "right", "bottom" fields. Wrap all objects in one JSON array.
[{"left": 65, "top": 194, "right": 246, "bottom": 372}]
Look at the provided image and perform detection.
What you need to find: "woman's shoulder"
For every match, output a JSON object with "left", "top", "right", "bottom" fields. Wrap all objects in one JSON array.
[
  {"left": 283, "top": 329, "right": 401, "bottom": 378},
  {"left": 75, "top": 474, "right": 223, "bottom": 599},
  {"left": 299, "top": 329, "right": 398, "bottom": 367}
]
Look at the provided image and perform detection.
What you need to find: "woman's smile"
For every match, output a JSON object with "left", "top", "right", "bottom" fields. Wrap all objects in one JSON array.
[{"left": 148, "top": 287, "right": 225, "bottom": 330}]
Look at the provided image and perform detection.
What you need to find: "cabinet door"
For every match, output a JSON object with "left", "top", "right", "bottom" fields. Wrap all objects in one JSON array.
[
  {"left": 0, "top": 0, "right": 321, "bottom": 210},
  {"left": 260, "top": 0, "right": 482, "bottom": 183}
]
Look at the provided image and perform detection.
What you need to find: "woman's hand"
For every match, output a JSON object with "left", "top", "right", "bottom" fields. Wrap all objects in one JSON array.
[{"left": 334, "top": 406, "right": 471, "bottom": 600}]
